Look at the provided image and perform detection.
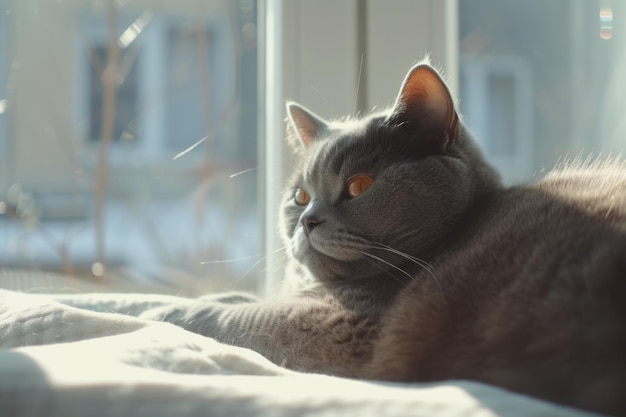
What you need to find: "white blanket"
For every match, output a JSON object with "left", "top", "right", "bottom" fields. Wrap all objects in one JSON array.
[{"left": 0, "top": 289, "right": 598, "bottom": 417}]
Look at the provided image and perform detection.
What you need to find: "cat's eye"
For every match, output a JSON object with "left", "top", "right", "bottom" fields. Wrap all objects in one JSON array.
[
  {"left": 294, "top": 187, "right": 311, "bottom": 206},
  {"left": 347, "top": 175, "right": 374, "bottom": 199}
]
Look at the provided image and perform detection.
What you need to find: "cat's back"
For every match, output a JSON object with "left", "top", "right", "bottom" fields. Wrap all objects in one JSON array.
[
  {"left": 371, "top": 159, "right": 626, "bottom": 415},
  {"left": 468, "top": 158, "right": 626, "bottom": 285},
  {"left": 462, "top": 158, "right": 626, "bottom": 333},
  {"left": 451, "top": 158, "right": 626, "bottom": 289},
  {"left": 475, "top": 167, "right": 626, "bottom": 413},
  {"left": 528, "top": 158, "right": 626, "bottom": 230}
]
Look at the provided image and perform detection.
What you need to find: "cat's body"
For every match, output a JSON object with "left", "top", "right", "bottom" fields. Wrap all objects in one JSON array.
[{"left": 144, "top": 62, "right": 626, "bottom": 415}]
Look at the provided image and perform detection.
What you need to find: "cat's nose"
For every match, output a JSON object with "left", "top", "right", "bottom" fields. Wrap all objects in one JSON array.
[{"left": 300, "top": 213, "right": 323, "bottom": 235}]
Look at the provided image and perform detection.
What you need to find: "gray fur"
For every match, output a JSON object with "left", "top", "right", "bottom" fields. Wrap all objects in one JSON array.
[{"left": 147, "top": 62, "right": 626, "bottom": 416}]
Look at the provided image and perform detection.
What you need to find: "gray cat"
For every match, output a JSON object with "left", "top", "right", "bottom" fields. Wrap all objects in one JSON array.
[{"left": 144, "top": 61, "right": 626, "bottom": 416}]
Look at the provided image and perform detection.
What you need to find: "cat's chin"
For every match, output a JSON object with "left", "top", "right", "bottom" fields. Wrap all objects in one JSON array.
[{"left": 291, "top": 229, "right": 347, "bottom": 281}]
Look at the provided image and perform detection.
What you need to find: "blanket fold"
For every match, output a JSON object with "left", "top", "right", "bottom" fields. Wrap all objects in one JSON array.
[{"left": 0, "top": 289, "right": 597, "bottom": 417}]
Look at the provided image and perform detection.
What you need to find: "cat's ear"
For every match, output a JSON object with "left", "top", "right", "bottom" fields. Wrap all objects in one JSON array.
[
  {"left": 286, "top": 102, "right": 329, "bottom": 149},
  {"left": 387, "top": 64, "right": 459, "bottom": 150}
]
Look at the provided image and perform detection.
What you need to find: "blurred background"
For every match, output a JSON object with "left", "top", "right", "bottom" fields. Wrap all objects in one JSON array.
[
  {"left": 0, "top": 0, "right": 259, "bottom": 293},
  {"left": 0, "top": 0, "right": 624, "bottom": 295}
]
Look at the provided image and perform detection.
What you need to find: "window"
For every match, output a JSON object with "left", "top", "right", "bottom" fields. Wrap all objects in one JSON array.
[
  {"left": 0, "top": 0, "right": 259, "bottom": 294},
  {"left": 459, "top": 0, "right": 626, "bottom": 183},
  {"left": 460, "top": 55, "right": 533, "bottom": 181},
  {"left": 87, "top": 44, "right": 140, "bottom": 144},
  {"left": 75, "top": 11, "right": 240, "bottom": 166}
]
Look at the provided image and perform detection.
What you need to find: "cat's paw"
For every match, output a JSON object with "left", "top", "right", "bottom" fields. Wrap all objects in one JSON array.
[
  {"left": 139, "top": 293, "right": 259, "bottom": 339},
  {"left": 198, "top": 292, "right": 259, "bottom": 304},
  {"left": 140, "top": 299, "right": 231, "bottom": 338},
  {"left": 139, "top": 303, "right": 189, "bottom": 323}
]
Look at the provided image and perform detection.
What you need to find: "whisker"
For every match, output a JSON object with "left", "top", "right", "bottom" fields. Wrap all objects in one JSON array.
[
  {"left": 353, "top": 53, "right": 364, "bottom": 115},
  {"left": 258, "top": 250, "right": 290, "bottom": 276},
  {"left": 264, "top": 257, "right": 297, "bottom": 294},
  {"left": 361, "top": 255, "right": 410, "bottom": 286},
  {"left": 201, "top": 254, "right": 266, "bottom": 265},
  {"left": 365, "top": 243, "right": 435, "bottom": 274},
  {"left": 352, "top": 236, "right": 442, "bottom": 295},
  {"left": 369, "top": 245, "right": 442, "bottom": 295},
  {"left": 360, "top": 251, "right": 415, "bottom": 282},
  {"left": 235, "top": 246, "right": 288, "bottom": 282},
  {"left": 172, "top": 134, "right": 213, "bottom": 160},
  {"left": 229, "top": 167, "right": 257, "bottom": 178}
]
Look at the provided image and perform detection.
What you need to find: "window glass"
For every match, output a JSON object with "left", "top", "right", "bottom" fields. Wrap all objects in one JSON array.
[
  {"left": 459, "top": 0, "right": 626, "bottom": 184},
  {"left": 165, "top": 25, "right": 214, "bottom": 152},
  {"left": 0, "top": 0, "right": 259, "bottom": 294},
  {"left": 88, "top": 44, "right": 140, "bottom": 144}
]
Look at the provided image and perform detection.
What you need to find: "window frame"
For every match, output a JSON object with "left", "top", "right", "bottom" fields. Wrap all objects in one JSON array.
[{"left": 0, "top": 8, "right": 8, "bottom": 193}]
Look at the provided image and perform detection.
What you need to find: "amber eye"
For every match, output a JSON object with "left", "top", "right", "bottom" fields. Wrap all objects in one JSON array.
[
  {"left": 294, "top": 188, "right": 311, "bottom": 206},
  {"left": 347, "top": 175, "right": 374, "bottom": 199}
]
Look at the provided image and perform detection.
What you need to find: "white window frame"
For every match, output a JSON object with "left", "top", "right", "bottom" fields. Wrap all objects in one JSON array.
[
  {"left": 0, "top": 9, "right": 8, "bottom": 192},
  {"left": 260, "top": 0, "right": 459, "bottom": 295}
]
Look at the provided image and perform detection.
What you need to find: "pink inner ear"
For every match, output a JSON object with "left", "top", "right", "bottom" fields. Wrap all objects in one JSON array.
[
  {"left": 393, "top": 65, "right": 458, "bottom": 147},
  {"left": 288, "top": 105, "right": 320, "bottom": 148}
]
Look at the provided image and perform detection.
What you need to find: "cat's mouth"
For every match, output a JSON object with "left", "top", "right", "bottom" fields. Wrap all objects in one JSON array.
[
  {"left": 292, "top": 226, "right": 365, "bottom": 264},
  {"left": 292, "top": 226, "right": 327, "bottom": 261}
]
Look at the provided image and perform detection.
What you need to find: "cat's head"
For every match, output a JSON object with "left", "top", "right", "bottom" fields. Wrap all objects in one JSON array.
[{"left": 280, "top": 62, "right": 500, "bottom": 285}]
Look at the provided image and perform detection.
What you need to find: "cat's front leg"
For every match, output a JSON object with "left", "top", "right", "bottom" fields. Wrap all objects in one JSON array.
[
  {"left": 141, "top": 295, "right": 377, "bottom": 377},
  {"left": 138, "top": 292, "right": 246, "bottom": 334},
  {"left": 198, "top": 292, "right": 260, "bottom": 304}
]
